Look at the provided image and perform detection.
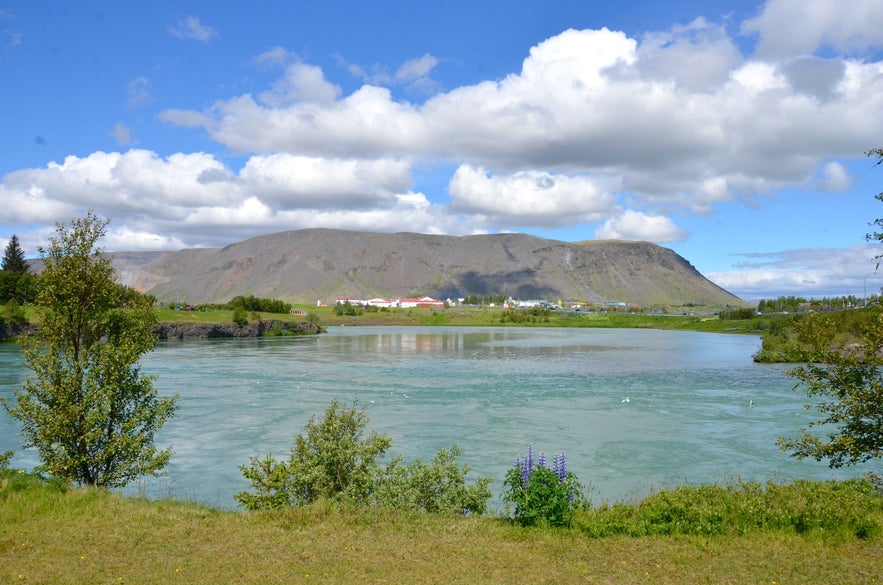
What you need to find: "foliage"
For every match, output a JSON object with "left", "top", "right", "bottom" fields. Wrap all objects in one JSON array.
[
  {"left": 6, "top": 211, "right": 177, "bottom": 488},
  {"left": 718, "top": 307, "right": 756, "bottom": 320},
  {"left": 577, "top": 478, "right": 882, "bottom": 539},
  {"left": 777, "top": 307, "right": 883, "bottom": 470},
  {"left": 229, "top": 295, "right": 291, "bottom": 314},
  {"left": 756, "top": 295, "right": 867, "bottom": 314},
  {"left": 499, "top": 307, "right": 551, "bottom": 324},
  {"left": 502, "top": 444, "right": 587, "bottom": 527},
  {"left": 236, "top": 400, "right": 492, "bottom": 515},
  {"left": 1, "top": 298, "right": 28, "bottom": 325},
  {"left": 374, "top": 445, "right": 492, "bottom": 515},
  {"left": 867, "top": 147, "right": 883, "bottom": 266},
  {"left": 231, "top": 305, "right": 248, "bottom": 326},
  {"left": 236, "top": 400, "right": 392, "bottom": 508},
  {"left": 334, "top": 300, "right": 363, "bottom": 316},
  {"left": 461, "top": 294, "right": 508, "bottom": 306},
  {"left": 753, "top": 308, "right": 878, "bottom": 363},
  {"left": 1, "top": 234, "right": 28, "bottom": 273}
]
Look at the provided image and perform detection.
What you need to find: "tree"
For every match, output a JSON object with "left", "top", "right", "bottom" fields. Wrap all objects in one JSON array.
[
  {"left": 777, "top": 149, "right": 883, "bottom": 472},
  {"left": 777, "top": 309, "right": 883, "bottom": 469},
  {"left": 1, "top": 234, "right": 28, "bottom": 273},
  {"left": 0, "top": 234, "right": 34, "bottom": 304},
  {"left": 8, "top": 212, "right": 177, "bottom": 488},
  {"left": 867, "top": 147, "right": 883, "bottom": 268}
]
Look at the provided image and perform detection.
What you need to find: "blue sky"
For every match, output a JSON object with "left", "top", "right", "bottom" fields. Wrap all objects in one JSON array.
[{"left": 2, "top": 0, "right": 883, "bottom": 302}]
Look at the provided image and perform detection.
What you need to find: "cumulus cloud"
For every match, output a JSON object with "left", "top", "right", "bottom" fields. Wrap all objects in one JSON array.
[
  {"left": 742, "top": 0, "right": 883, "bottom": 58},
  {"left": 595, "top": 210, "right": 688, "bottom": 243},
  {"left": 168, "top": 15, "right": 217, "bottom": 42},
  {"left": 814, "top": 161, "right": 852, "bottom": 193},
  {"left": 6, "top": 6, "right": 883, "bottom": 278},
  {"left": 448, "top": 165, "right": 618, "bottom": 228},
  {"left": 0, "top": 149, "right": 468, "bottom": 250}
]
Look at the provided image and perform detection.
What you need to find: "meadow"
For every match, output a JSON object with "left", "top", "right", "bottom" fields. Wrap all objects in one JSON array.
[{"left": 2, "top": 469, "right": 881, "bottom": 584}]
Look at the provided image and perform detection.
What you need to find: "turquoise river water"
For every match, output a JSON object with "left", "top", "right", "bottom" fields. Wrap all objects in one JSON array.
[{"left": 0, "top": 326, "right": 870, "bottom": 510}]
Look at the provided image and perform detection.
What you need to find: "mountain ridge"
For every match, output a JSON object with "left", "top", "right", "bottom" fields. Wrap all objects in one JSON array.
[{"left": 101, "top": 228, "right": 744, "bottom": 307}]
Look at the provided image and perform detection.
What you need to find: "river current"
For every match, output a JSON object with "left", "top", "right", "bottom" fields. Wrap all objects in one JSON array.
[{"left": 0, "top": 326, "right": 867, "bottom": 509}]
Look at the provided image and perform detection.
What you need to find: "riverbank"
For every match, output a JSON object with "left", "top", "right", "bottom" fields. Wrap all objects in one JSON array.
[
  {"left": 0, "top": 318, "right": 323, "bottom": 341},
  {"left": 2, "top": 471, "right": 881, "bottom": 585},
  {"left": 154, "top": 319, "right": 323, "bottom": 340}
]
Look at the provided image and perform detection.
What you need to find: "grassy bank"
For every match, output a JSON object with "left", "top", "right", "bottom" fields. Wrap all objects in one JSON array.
[
  {"left": 291, "top": 305, "right": 774, "bottom": 334},
  {"left": 3, "top": 470, "right": 881, "bottom": 584}
]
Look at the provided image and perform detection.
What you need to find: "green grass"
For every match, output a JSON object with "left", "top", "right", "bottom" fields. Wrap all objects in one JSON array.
[
  {"left": 304, "top": 305, "right": 770, "bottom": 334},
  {"left": 3, "top": 470, "right": 882, "bottom": 584}
]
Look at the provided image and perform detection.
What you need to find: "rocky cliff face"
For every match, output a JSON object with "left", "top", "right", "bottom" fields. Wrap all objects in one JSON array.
[{"left": 102, "top": 229, "right": 744, "bottom": 307}]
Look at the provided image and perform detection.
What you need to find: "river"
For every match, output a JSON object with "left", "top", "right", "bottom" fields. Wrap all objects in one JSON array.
[{"left": 0, "top": 326, "right": 867, "bottom": 510}]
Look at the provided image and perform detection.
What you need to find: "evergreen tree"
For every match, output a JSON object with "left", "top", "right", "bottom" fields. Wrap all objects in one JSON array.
[
  {"left": 8, "top": 212, "right": 177, "bottom": 488},
  {"left": 1, "top": 234, "right": 28, "bottom": 273}
]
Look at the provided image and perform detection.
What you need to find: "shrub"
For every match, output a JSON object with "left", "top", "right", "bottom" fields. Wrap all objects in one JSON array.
[
  {"left": 503, "top": 444, "right": 587, "bottom": 527},
  {"left": 374, "top": 445, "right": 492, "bottom": 515},
  {"left": 235, "top": 400, "right": 492, "bottom": 515}
]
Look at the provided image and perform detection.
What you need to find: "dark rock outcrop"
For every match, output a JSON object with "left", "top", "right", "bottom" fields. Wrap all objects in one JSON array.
[
  {"left": 0, "top": 322, "right": 38, "bottom": 340},
  {"left": 153, "top": 319, "right": 324, "bottom": 341},
  {"left": 1, "top": 320, "right": 324, "bottom": 341}
]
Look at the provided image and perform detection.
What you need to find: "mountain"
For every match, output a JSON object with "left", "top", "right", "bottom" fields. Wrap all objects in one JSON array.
[{"left": 101, "top": 228, "right": 744, "bottom": 308}]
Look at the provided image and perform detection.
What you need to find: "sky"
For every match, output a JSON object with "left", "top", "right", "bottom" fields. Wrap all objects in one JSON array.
[{"left": 2, "top": 1, "right": 883, "bottom": 302}]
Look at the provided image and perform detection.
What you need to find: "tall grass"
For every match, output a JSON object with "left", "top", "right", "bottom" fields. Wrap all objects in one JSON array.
[{"left": 3, "top": 469, "right": 882, "bottom": 584}]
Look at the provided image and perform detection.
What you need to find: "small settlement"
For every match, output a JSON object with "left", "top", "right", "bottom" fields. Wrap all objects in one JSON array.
[{"left": 330, "top": 296, "right": 446, "bottom": 309}]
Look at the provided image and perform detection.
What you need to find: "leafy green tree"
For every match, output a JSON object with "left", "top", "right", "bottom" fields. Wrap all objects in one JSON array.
[
  {"left": 1, "top": 234, "right": 28, "bottom": 273},
  {"left": 777, "top": 149, "right": 883, "bottom": 472},
  {"left": 7, "top": 212, "right": 177, "bottom": 488},
  {"left": 778, "top": 304, "right": 883, "bottom": 471}
]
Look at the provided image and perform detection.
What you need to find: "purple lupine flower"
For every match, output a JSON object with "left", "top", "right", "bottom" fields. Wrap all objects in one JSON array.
[
  {"left": 554, "top": 451, "right": 567, "bottom": 482},
  {"left": 538, "top": 451, "right": 547, "bottom": 470},
  {"left": 521, "top": 444, "right": 534, "bottom": 489}
]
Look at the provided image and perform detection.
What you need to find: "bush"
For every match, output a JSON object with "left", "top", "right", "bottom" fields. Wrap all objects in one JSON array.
[
  {"left": 503, "top": 444, "right": 587, "bottom": 527},
  {"left": 576, "top": 478, "right": 883, "bottom": 539},
  {"left": 235, "top": 400, "right": 492, "bottom": 515},
  {"left": 374, "top": 445, "right": 492, "bottom": 515}
]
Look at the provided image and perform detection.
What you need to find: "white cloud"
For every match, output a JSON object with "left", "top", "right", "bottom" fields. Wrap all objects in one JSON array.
[
  {"left": 814, "top": 161, "right": 852, "bottom": 193},
  {"left": 0, "top": 149, "right": 469, "bottom": 251},
  {"left": 6, "top": 10, "right": 883, "bottom": 297},
  {"left": 708, "top": 244, "right": 880, "bottom": 300},
  {"left": 168, "top": 15, "right": 217, "bottom": 42},
  {"left": 448, "top": 165, "right": 617, "bottom": 228},
  {"left": 742, "top": 0, "right": 883, "bottom": 58},
  {"left": 594, "top": 210, "right": 688, "bottom": 243},
  {"left": 258, "top": 62, "right": 342, "bottom": 107},
  {"left": 239, "top": 154, "right": 412, "bottom": 208}
]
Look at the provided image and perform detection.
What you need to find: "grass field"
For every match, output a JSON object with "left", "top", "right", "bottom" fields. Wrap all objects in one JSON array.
[
  {"left": 2, "top": 471, "right": 881, "bottom": 585},
  {"left": 271, "top": 304, "right": 773, "bottom": 335}
]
